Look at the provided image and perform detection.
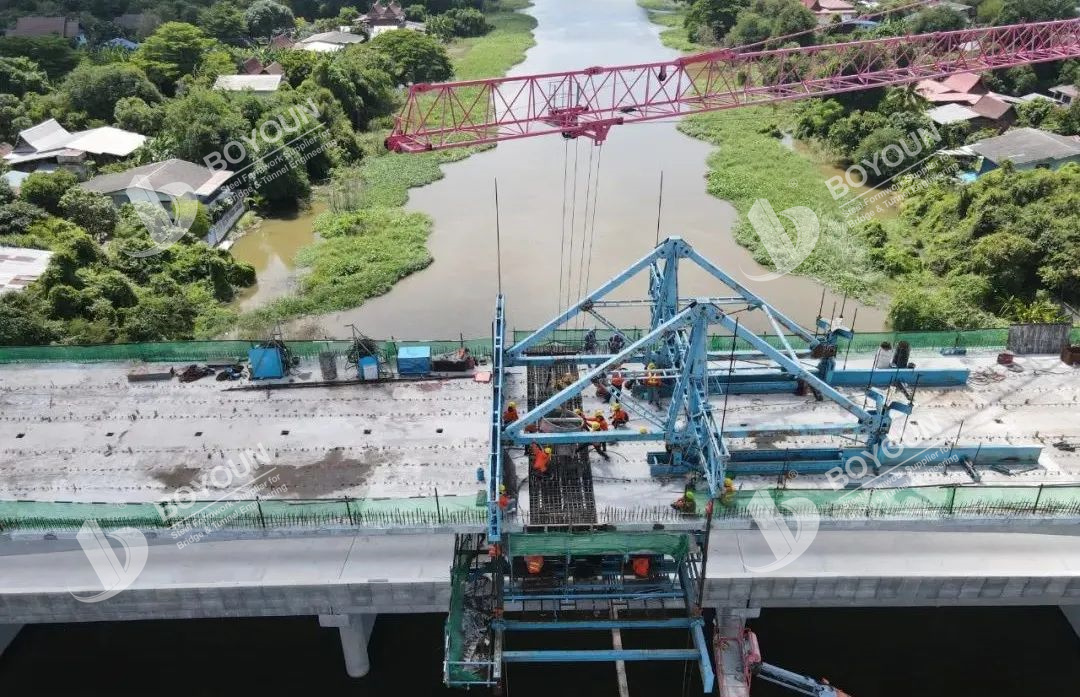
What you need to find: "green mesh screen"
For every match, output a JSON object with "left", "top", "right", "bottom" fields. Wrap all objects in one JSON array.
[{"left": 508, "top": 531, "right": 690, "bottom": 560}]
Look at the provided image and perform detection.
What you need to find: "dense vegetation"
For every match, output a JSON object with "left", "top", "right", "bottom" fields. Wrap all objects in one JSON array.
[
  {"left": 641, "top": 0, "right": 1080, "bottom": 330},
  {"left": 0, "top": 0, "right": 534, "bottom": 344}
]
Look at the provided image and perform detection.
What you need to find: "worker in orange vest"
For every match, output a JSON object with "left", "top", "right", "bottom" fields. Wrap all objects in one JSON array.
[
  {"left": 610, "top": 402, "right": 629, "bottom": 428},
  {"left": 530, "top": 443, "right": 551, "bottom": 475},
  {"left": 587, "top": 410, "right": 609, "bottom": 455},
  {"left": 593, "top": 376, "right": 612, "bottom": 402},
  {"left": 611, "top": 369, "right": 625, "bottom": 395},
  {"left": 503, "top": 401, "right": 519, "bottom": 425},
  {"left": 631, "top": 556, "right": 651, "bottom": 578},
  {"left": 525, "top": 555, "right": 544, "bottom": 574},
  {"left": 645, "top": 363, "right": 663, "bottom": 408}
]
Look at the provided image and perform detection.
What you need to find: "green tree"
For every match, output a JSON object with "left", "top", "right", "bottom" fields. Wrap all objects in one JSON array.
[
  {"left": 199, "top": 3, "right": 248, "bottom": 44},
  {"left": 685, "top": 0, "right": 749, "bottom": 45},
  {"left": 725, "top": 0, "right": 815, "bottom": 47},
  {"left": 245, "top": 0, "right": 296, "bottom": 39},
  {"left": 59, "top": 188, "right": 120, "bottom": 240},
  {"left": 134, "top": 22, "right": 215, "bottom": 93},
  {"left": 0, "top": 292, "right": 54, "bottom": 346},
  {"left": 0, "top": 37, "right": 79, "bottom": 79},
  {"left": 997, "top": 0, "right": 1076, "bottom": 23},
  {"left": 0, "top": 201, "right": 48, "bottom": 235},
  {"left": 313, "top": 47, "right": 395, "bottom": 126},
  {"left": 0, "top": 56, "right": 49, "bottom": 97},
  {"left": 62, "top": 63, "right": 162, "bottom": 122},
  {"left": 161, "top": 88, "right": 249, "bottom": 164},
  {"left": 908, "top": 6, "right": 966, "bottom": 33},
  {"left": 369, "top": 30, "right": 452, "bottom": 85},
  {"left": 114, "top": 96, "right": 166, "bottom": 134},
  {"left": 0, "top": 93, "right": 32, "bottom": 143},
  {"left": 20, "top": 171, "right": 79, "bottom": 215}
]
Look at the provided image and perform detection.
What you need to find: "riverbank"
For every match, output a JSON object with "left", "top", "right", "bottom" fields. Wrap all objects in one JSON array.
[
  {"left": 221, "top": 1, "right": 538, "bottom": 337},
  {"left": 636, "top": 0, "right": 883, "bottom": 305}
]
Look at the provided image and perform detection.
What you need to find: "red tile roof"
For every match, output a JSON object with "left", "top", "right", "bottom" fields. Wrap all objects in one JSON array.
[{"left": 971, "top": 95, "right": 1012, "bottom": 120}]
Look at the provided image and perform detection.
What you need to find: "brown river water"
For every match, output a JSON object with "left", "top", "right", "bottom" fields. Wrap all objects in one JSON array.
[{"left": 230, "top": 0, "right": 887, "bottom": 339}]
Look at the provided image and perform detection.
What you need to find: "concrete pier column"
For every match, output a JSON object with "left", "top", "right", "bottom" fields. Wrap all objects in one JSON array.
[
  {"left": 319, "top": 613, "right": 376, "bottom": 678},
  {"left": 713, "top": 609, "right": 761, "bottom": 697},
  {"left": 0, "top": 624, "right": 23, "bottom": 657},
  {"left": 1061, "top": 605, "right": 1080, "bottom": 638}
]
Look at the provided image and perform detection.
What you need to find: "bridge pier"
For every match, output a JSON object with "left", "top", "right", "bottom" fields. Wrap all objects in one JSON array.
[
  {"left": 319, "top": 613, "right": 376, "bottom": 677},
  {"left": 1061, "top": 605, "right": 1080, "bottom": 639},
  {"left": 714, "top": 608, "right": 761, "bottom": 697},
  {"left": 0, "top": 624, "right": 23, "bottom": 658}
]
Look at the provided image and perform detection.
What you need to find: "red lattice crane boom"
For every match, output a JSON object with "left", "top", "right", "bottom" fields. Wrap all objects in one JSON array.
[{"left": 385, "top": 19, "right": 1080, "bottom": 152}]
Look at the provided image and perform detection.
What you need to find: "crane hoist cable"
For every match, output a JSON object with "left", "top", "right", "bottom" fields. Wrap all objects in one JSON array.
[
  {"left": 574, "top": 142, "right": 596, "bottom": 328},
  {"left": 564, "top": 138, "right": 581, "bottom": 316},
  {"left": 557, "top": 138, "right": 569, "bottom": 318},
  {"left": 582, "top": 143, "right": 604, "bottom": 311}
]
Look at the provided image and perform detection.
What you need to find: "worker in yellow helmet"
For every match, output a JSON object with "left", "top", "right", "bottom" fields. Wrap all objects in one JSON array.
[
  {"left": 610, "top": 402, "right": 629, "bottom": 428},
  {"left": 645, "top": 362, "right": 663, "bottom": 408},
  {"left": 503, "top": 401, "right": 519, "bottom": 425}
]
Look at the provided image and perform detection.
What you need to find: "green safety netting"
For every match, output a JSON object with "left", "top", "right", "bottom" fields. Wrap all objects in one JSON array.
[
  {"left": 513, "top": 327, "right": 1080, "bottom": 354},
  {"left": 713, "top": 485, "right": 1080, "bottom": 519},
  {"left": 0, "top": 338, "right": 493, "bottom": 365},
  {"left": 2, "top": 327, "right": 1077, "bottom": 365},
  {"left": 0, "top": 494, "right": 487, "bottom": 532},
  {"left": 509, "top": 531, "right": 691, "bottom": 560}
]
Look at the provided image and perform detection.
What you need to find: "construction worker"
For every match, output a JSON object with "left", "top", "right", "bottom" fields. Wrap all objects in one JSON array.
[
  {"left": 525, "top": 555, "right": 544, "bottom": 575},
  {"left": 721, "top": 477, "right": 736, "bottom": 506},
  {"left": 610, "top": 368, "right": 625, "bottom": 393},
  {"left": 587, "top": 410, "right": 609, "bottom": 455},
  {"left": 608, "top": 333, "right": 625, "bottom": 354},
  {"left": 583, "top": 329, "right": 598, "bottom": 354},
  {"left": 593, "top": 376, "right": 612, "bottom": 403},
  {"left": 631, "top": 556, "right": 651, "bottom": 578},
  {"left": 610, "top": 402, "right": 629, "bottom": 428},
  {"left": 503, "top": 401, "right": 519, "bottom": 425},
  {"left": 530, "top": 443, "right": 552, "bottom": 476},
  {"left": 671, "top": 484, "right": 697, "bottom": 514},
  {"left": 498, "top": 483, "right": 510, "bottom": 511},
  {"left": 645, "top": 363, "right": 663, "bottom": 409}
]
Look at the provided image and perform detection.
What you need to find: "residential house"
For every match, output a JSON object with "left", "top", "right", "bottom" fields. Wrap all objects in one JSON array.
[
  {"left": 81, "top": 159, "right": 245, "bottom": 245},
  {"left": 241, "top": 58, "right": 285, "bottom": 76},
  {"left": 269, "top": 34, "right": 296, "bottom": 50},
  {"left": 915, "top": 72, "right": 987, "bottom": 104},
  {"left": 966, "top": 128, "right": 1080, "bottom": 175},
  {"left": 102, "top": 37, "right": 139, "bottom": 51},
  {"left": 802, "top": 0, "right": 857, "bottom": 25},
  {"left": 4, "top": 119, "right": 146, "bottom": 172},
  {"left": 213, "top": 74, "right": 285, "bottom": 94},
  {"left": 5, "top": 16, "right": 84, "bottom": 42},
  {"left": 1049, "top": 84, "right": 1078, "bottom": 107},
  {"left": 926, "top": 95, "right": 1014, "bottom": 130},
  {"left": 0, "top": 247, "right": 53, "bottom": 294},
  {"left": 296, "top": 30, "right": 367, "bottom": 53},
  {"left": 926, "top": 0, "right": 974, "bottom": 17}
]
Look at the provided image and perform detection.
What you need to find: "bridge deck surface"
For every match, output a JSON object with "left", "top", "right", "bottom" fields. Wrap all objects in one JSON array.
[{"left": 0, "top": 351, "right": 1076, "bottom": 513}]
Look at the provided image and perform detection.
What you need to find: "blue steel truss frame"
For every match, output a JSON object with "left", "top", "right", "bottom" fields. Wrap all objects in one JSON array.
[{"left": 500, "top": 238, "right": 912, "bottom": 500}]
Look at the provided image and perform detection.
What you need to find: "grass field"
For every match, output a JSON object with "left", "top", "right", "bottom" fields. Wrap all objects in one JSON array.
[
  {"left": 679, "top": 109, "right": 882, "bottom": 300},
  {"left": 226, "top": 2, "right": 538, "bottom": 335},
  {"left": 636, "top": 0, "right": 707, "bottom": 52}
]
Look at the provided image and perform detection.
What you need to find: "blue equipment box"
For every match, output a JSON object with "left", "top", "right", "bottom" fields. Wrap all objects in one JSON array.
[
  {"left": 249, "top": 347, "right": 285, "bottom": 379},
  {"left": 397, "top": 345, "right": 431, "bottom": 376}
]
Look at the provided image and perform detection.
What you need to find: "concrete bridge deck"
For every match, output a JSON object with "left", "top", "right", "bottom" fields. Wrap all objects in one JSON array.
[
  {"left": 0, "top": 529, "right": 1079, "bottom": 624},
  {"left": 1, "top": 350, "right": 1077, "bottom": 519}
]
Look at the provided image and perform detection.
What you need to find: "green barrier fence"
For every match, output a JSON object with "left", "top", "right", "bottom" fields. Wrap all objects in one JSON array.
[
  {"left": 508, "top": 531, "right": 691, "bottom": 560},
  {"left": 0, "top": 494, "right": 487, "bottom": 533},
  {"left": 1, "top": 485, "right": 1079, "bottom": 533},
  {"left": 514, "top": 327, "right": 1080, "bottom": 354},
  {"left": 0, "top": 327, "right": 1076, "bottom": 365}
]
